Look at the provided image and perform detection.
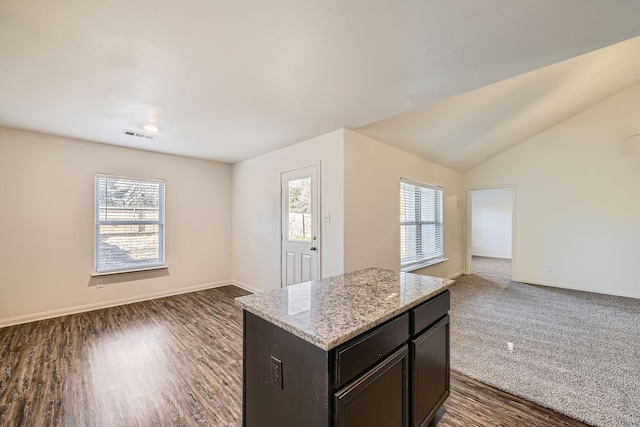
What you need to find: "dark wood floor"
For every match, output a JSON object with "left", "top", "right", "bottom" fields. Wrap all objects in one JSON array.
[
  {"left": 0, "top": 286, "right": 589, "bottom": 427},
  {"left": 432, "top": 373, "right": 587, "bottom": 427}
]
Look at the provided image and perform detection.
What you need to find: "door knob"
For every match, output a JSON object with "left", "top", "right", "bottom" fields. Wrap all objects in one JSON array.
[{"left": 310, "top": 246, "right": 317, "bottom": 251}]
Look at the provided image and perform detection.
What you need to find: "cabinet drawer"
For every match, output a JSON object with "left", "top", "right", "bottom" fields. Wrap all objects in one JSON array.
[
  {"left": 335, "top": 313, "right": 409, "bottom": 388},
  {"left": 335, "top": 345, "right": 409, "bottom": 427},
  {"left": 410, "top": 290, "right": 450, "bottom": 336}
]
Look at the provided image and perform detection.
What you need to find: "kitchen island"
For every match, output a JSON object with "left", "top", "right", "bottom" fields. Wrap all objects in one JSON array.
[{"left": 235, "top": 267, "right": 455, "bottom": 427}]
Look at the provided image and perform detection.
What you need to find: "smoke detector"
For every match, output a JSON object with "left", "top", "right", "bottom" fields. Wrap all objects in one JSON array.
[{"left": 122, "top": 129, "right": 155, "bottom": 140}]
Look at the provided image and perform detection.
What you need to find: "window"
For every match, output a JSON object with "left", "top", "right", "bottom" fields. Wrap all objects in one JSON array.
[
  {"left": 95, "top": 174, "right": 165, "bottom": 274},
  {"left": 400, "top": 179, "right": 444, "bottom": 271},
  {"left": 287, "top": 176, "right": 312, "bottom": 242}
]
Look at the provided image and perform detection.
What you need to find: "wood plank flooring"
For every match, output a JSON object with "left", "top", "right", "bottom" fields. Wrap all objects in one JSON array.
[
  {"left": 0, "top": 286, "right": 590, "bottom": 426},
  {"left": 432, "top": 372, "right": 588, "bottom": 427}
]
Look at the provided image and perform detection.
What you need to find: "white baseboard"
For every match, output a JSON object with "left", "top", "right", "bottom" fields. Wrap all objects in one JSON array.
[
  {"left": 512, "top": 276, "right": 640, "bottom": 300},
  {"left": 0, "top": 280, "right": 235, "bottom": 328},
  {"left": 471, "top": 253, "right": 512, "bottom": 260},
  {"left": 229, "top": 280, "right": 262, "bottom": 294},
  {"left": 446, "top": 271, "right": 463, "bottom": 280}
]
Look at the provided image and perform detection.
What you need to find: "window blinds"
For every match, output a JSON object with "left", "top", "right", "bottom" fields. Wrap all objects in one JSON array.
[
  {"left": 95, "top": 174, "right": 165, "bottom": 274},
  {"left": 400, "top": 179, "right": 443, "bottom": 269}
]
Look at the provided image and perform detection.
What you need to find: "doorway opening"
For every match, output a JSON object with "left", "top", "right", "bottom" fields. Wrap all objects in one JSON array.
[{"left": 467, "top": 186, "right": 514, "bottom": 282}]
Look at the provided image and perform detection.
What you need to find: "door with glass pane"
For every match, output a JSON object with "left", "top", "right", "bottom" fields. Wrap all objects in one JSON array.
[{"left": 281, "top": 165, "right": 319, "bottom": 286}]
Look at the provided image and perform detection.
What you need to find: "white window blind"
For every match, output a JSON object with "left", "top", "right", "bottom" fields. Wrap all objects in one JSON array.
[
  {"left": 400, "top": 179, "right": 443, "bottom": 271},
  {"left": 95, "top": 174, "right": 165, "bottom": 274}
]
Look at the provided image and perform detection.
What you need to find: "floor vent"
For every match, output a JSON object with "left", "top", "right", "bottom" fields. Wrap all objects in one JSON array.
[{"left": 122, "top": 129, "right": 155, "bottom": 140}]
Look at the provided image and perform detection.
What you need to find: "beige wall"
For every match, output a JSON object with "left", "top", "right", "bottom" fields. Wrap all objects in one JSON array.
[
  {"left": 20, "top": 81, "right": 635, "bottom": 323},
  {"left": 344, "top": 130, "right": 465, "bottom": 279},
  {"left": 471, "top": 188, "right": 513, "bottom": 259},
  {"left": 231, "top": 129, "right": 345, "bottom": 291},
  {"left": 465, "top": 84, "right": 640, "bottom": 298},
  {"left": 0, "top": 127, "right": 232, "bottom": 325},
  {"left": 1, "top": 125, "right": 463, "bottom": 325}
]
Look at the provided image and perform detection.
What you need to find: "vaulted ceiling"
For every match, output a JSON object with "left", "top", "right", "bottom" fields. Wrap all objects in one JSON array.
[
  {"left": 356, "top": 36, "right": 640, "bottom": 171},
  {"left": 1, "top": 1, "right": 639, "bottom": 169}
]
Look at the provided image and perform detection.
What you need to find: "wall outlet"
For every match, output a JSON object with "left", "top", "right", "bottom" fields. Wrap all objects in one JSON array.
[
  {"left": 322, "top": 213, "right": 331, "bottom": 223},
  {"left": 270, "top": 356, "right": 283, "bottom": 390},
  {"left": 545, "top": 264, "right": 552, "bottom": 272}
]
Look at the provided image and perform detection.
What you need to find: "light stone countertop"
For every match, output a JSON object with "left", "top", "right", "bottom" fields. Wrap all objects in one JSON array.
[{"left": 235, "top": 267, "right": 455, "bottom": 351}]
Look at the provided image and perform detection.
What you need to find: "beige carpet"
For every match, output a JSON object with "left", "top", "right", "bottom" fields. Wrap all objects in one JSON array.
[{"left": 449, "top": 257, "right": 640, "bottom": 427}]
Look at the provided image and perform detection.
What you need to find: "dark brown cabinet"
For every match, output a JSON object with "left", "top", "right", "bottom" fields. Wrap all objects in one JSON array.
[
  {"left": 335, "top": 345, "right": 409, "bottom": 427},
  {"left": 411, "top": 315, "right": 450, "bottom": 427},
  {"left": 335, "top": 313, "right": 409, "bottom": 388},
  {"left": 243, "top": 290, "right": 450, "bottom": 427}
]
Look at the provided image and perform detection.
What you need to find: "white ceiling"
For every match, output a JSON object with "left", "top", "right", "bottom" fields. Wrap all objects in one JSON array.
[
  {"left": 1, "top": 1, "right": 640, "bottom": 166},
  {"left": 357, "top": 36, "right": 640, "bottom": 171}
]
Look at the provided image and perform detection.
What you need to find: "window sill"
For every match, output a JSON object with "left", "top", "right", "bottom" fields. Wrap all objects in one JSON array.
[
  {"left": 401, "top": 258, "right": 448, "bottom": 273},
  {"left": 92, "top": 265, "right": 168, "bottom": 277}
]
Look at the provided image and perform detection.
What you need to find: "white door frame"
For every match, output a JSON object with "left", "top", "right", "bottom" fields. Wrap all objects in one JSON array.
[
  {"left": 465, "top": 184, "right": 516, "bottom": 276},
  {"left": 280, "top": 163, "right": 321, "bottom": 287}
]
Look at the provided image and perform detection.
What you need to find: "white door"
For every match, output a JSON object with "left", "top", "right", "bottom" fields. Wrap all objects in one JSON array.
[{"left": 281, "top": 165, "right": 319, "bottom": 286}]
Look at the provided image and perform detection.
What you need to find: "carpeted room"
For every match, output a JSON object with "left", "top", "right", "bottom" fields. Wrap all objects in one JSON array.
[{"left": 450, "top": 257, "right": 639, "bottom": 427}]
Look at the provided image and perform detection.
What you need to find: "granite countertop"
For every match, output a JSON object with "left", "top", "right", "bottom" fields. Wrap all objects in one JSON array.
[{"left": 235, "top": 267, "right": 455, "bottom": 351}]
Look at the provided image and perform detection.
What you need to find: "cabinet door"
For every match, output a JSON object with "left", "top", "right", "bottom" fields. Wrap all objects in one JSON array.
[
  {"left": 335, "top": 345, "right": 409, "bottom": 427},
  {"left": 411, "top": 314, "right": 450, "bottom": 427}
]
